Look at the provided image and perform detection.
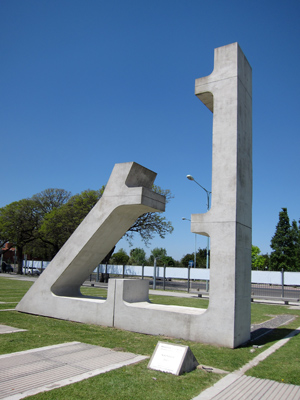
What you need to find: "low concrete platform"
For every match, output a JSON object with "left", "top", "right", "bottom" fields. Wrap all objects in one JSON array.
[{"left": 0, "top": 341, "right": 147, "bottom": 400}]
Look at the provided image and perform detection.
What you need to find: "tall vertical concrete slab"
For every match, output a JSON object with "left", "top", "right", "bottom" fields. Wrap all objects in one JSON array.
[
  {"left": 110, "top": 43, "right": 252, "bottom": 348},
  {"left": 192, "top": 42, "right": 252, "bottom": 347}
]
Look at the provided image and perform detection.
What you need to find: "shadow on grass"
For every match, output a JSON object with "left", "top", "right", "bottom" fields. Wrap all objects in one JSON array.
[{"left": 249, "top": 327, "right": 300, "bottom": 347}]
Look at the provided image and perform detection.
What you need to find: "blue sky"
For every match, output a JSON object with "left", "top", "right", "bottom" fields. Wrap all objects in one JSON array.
[{"left": 1, "top": 0, "right": 300, "bottom": 260}]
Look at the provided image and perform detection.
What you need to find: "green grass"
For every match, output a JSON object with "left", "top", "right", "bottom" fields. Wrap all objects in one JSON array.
[
  {"left": 246, "top": 325, "right": 300, "bottom": 385},
  {"left": 149, "top": 294, "right": 209, "bottom": 309},
  {"left": 250, "top": 302, "right": 300, "bottom": 324},
  {"left": 27, "top": 360, "right": 221, "bottom": 400},
  {"left": 80, "top": 286, "right": 108, "bottom": 298},
  {"left": 0, "top": 277, "right": 33, "bottom": 302},
  {"left": 1, "top": 276, "right": 300, "bottom": 399}
]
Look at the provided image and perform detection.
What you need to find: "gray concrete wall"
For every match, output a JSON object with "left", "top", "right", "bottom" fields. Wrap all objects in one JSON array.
[{"left": 192, "top": 42, "right": 252, "bottom": 347}]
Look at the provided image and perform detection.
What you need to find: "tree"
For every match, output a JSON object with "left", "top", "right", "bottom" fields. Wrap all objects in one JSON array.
[
  {"left": 110, "top": 248, "right": 129, "bottom": 265},
  {"left": 126, "top": 213, "right": 173, "bottom": 246},
  {"left": 251, "top": 245, "right": 265, "bottom": 270},
  {"left": 124, "top": 185, "right": 174, "bottom": 246},
  {"left": 197, "top": 248, "right": 208, "bottom": 268},
  {"left": 161, "top": 255, "right": 176, "bottom": 267},
  {"left": 23, "top": 188, "right": 73, "bottom": 259},
  {"left": 148, "top": 247, "right": 175, "bottom": 266},
  {"left": 129, "top": 248, "right": 146, "bottom": 265},
  {"left": 262, "top": 253, "right": 270, "bottom": 269},
  {"left": 181, "top": 248, "right": 207, "bottom": 268},
  {"left": 38, "top": 188, "right": 104, "bottom": 257},
  {"left": 32, "top": 188, "right": 72, "bottom": 214},
  {"left": 0, "top": 184, "right": 174, "bottom": 266},
  {"left": 290, "top": 219, "right": 300, "bottom": 271},
  {"left": 0, "top": 199, "right": 40, "bottom": 273},
  {"left": 181, "top": 252, "right": 194, "bottom": 268},
  {"left": 0, "top": 238, "right": 7, "bottom": 248},
  {"left": 149, "top": 247, "right": 167, "bottom": 264},
  {"left": 39, "top": 185, "right": 173, "bottom": 257},
  {"left": 270, "top": 208, "right": 295, "bottom": 271}
]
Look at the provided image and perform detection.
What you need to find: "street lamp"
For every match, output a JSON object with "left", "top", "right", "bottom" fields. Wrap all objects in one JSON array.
[
  {"left": 153, "top": 256, "right": 161, "bottom": 290},
  {"left": 182, "top": 217, "right": 195, "bottom": 293},
  {"left": 182, "top": 218, "right": 197, "bottom": 269},
  {"left": 186, "top": 175, "right": 211, "bottom": 210},
  {"left": 187, "top": 174, "right": 211, "bottom": 292}
]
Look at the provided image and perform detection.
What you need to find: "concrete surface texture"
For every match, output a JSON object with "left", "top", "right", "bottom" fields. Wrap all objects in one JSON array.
[
  {"left": 16, "top": 162, "right": 165, "bottom": 325},
  {"left": 191, "top": 42, "right": 253, "bottom": 347}
]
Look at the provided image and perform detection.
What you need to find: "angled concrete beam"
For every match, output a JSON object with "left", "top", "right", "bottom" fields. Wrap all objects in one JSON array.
[{"left": 17, "top": 162, "right": 165, "bottom": 325}]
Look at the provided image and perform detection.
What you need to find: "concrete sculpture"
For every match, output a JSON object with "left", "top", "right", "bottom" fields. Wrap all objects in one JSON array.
[
  {"left": 16, "top": 162, "right": 165, "bottom": 324},
  {"left": 17, "top": 42, "right": 252, "bottom": 348}
]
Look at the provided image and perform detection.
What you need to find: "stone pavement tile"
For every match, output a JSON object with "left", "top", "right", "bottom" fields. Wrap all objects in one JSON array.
[
  {"left": 210, "top": 375, "right": 300, "bottom": 400},
  {"left": 0, "top": 341, "right": 148, "bottom": 400},
  {"left": 193, "top": 373, "right": 300, "bottom": 400}
]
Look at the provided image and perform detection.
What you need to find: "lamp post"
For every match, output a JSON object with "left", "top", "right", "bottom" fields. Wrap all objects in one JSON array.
[
  {"left": 182, "top": 217, "right": 196, "bottom": 293},
  {"left": 187, "top": 175, "right": 211, "bottom": 292},
  {"left": 153, "top": 256, "right": 161, "bottom": 290},
  {"left": 182, "top": 218, "right": 196, "bottom": 269}
]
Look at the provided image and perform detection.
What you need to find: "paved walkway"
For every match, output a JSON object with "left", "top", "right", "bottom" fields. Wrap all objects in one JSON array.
[
  {"left": 0, "top": 341, "right": 147, "bottom": 400},
  {"left": 195, "top": 374, "right": 300, "bottom": 400}
]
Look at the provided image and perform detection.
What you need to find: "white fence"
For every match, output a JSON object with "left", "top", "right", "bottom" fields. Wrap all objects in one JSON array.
[
  {"left": 251, "top": 270, "right": 300, "bottom": 286},
  {"left": 22, "top": 260, "right": 51, "bottom": 270},
  {"left": 22, "top": 261, "right": 300, "bottom": 286},
  {"left": 97, "top": 265, "right": 300, "bottom": 286},
  {"left": 96, "top": 264, "right": 210, "bottom": 280}
]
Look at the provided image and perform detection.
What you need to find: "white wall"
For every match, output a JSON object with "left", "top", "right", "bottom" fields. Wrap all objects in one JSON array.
[
  {"left": 22, "top": 260, "right": 51, "bottom": 269},
  {"left": 25, "top": 262, "right": 300, "bottom": 286},
  {"left": 98, "top": 265, "right": 300, "bottom": 285}
]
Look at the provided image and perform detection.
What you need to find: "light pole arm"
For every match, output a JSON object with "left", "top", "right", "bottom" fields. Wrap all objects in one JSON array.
[
  {"left": 186, "top": 175, "right": 211, "bottom": 211},
  {"left": 193, "top": 179, "right": 211, "bottom": 210},
  {"left": 186, "top": 174, "right": 211, "bottom": 291}
]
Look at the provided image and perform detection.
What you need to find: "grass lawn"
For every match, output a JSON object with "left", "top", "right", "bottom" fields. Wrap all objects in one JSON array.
[
  {"left": 0, "top": 276, "right": 300, "bottom": 399},
  {"left": 246, "top": 330, "right": 300, "bottom": 385}
]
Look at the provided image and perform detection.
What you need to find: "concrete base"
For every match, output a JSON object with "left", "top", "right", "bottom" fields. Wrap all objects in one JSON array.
[{"left": 112, "top": 279, "right": 242, "bottom": 347}]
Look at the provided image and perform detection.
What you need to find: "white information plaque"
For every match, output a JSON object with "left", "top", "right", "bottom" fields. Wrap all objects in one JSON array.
[{"left": 148, "top": 341, "right": 198, "bottom": 375}]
